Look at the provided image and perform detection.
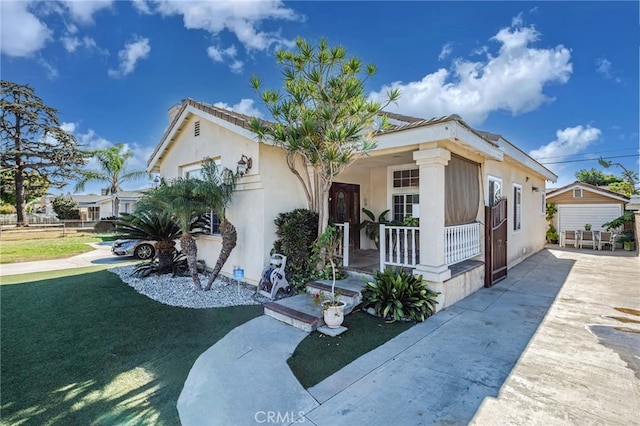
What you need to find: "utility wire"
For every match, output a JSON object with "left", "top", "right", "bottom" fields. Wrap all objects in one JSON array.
[
  {"left": 534, "top": 147, "right": 638, "bottom": 160},
  {"left": 540, "top": 154, "right": 640, "bottom": 165}
]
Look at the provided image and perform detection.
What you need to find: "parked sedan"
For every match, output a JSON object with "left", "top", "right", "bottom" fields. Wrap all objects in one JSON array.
[{"left": 111, "top": 239, "right": 156, "bottom": 260}]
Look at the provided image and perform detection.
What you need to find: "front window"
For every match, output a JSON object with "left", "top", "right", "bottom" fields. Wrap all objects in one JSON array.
[
  {"left": 393, "top": 194, "right": 419, "bottom": 222},
  {"left": 181, "top": 160, "right": 221, "bottom": 235},
  {"left": 513, "top": 184, "right": 522, "bottom": 231},
  {"left": 573, "top": 188, "right": 582, "bottom": 198},
  {"left": 488, "top": 176, "right": 502, "bottom": 206},
  {"left": 88, "top": 207, "right": 100, "bottom": 221},
  {"left": 393, "top": 169, "right": 419, "bottom": 188}
]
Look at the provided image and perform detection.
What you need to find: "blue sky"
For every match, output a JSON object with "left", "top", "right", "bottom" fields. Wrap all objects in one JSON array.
[{"left": 2, "top": 1, "right": 638, "bottom": 195}]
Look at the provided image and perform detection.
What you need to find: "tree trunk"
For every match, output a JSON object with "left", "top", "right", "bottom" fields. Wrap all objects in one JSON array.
[
  {"left": 156, "top": 240, "right": 176, "bottom": 273},
  {"left": 180, "top": 234, "right": 202, "bottom": 289},
  {"left": 15, "top": 165, "right": 27, "bottom": 227},
  {"left": 204, "top": 220, "right": 237, "bottom": 290}
]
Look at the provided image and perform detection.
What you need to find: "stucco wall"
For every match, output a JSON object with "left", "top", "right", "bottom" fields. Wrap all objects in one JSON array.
[
  {"left": 155, "top": 113, "right": 307, "bottom": 284},
  {"left": 484, "top": 157, "right": 547, "bottom": 268}
]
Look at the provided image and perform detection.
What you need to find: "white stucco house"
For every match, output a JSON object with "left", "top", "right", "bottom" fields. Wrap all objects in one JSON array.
[
  {"left": 72, "top": 190, "right": 144, "bottom": 220},
  {"left": 147, "top": 98, "right": 557, "bottom": 310}
]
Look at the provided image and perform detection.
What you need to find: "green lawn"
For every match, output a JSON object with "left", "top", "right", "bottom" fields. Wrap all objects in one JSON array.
[
  {"left": 0, "top": 234, "right": 116, "bottom": 263},
  {"left": 0, "top": 268, "right": 262, "bottom": 425},
  {"left": 287, "top": 310, "right": 416, "bottom": 389}
]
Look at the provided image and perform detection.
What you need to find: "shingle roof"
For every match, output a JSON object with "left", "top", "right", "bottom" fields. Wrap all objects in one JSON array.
[{"left": 547, "top": 181, "right": 630, "bottom": 201}]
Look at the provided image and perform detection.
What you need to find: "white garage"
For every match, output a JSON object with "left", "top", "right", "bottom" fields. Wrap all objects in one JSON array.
[
  {"left": 557, "top": 204, "right": 623, "bottom": 233},
  {"left": 547, "top": 182, "right": 629, "bottom": 234}
]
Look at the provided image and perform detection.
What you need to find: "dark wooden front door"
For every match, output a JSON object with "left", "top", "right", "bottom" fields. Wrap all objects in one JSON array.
[
  {"left": 329, "top": 182, "right": 360, "bottom": 250},
  {"left": 485, "top": 198, "right": 508, "bottom": 287}
]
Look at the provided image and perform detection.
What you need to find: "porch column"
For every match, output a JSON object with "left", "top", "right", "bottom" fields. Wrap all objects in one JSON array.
[{"left": 413, "top": 148, "right": 451, "bottom": 282}]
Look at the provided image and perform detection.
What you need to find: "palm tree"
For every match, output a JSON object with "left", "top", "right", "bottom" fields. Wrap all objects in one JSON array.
[
  {"left": 137, "top": 179, "right": 208, "bottom": 289},
  {"left": 116, "top": 211, "right": 182, "bottom": 272},
  {"left": 75, "top": 143, "right": 149, "bottom": 216},
  {"left": 195, "top": 158, "right": 239, "bottom": 290}
]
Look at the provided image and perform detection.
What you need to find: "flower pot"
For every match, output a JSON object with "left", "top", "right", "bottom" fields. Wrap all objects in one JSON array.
[
  {"left": 623, "top": 241, "right": 636, "bottom": 251},
  {"left": 323, "top": 301, "right": 346, "bottom": 328}
]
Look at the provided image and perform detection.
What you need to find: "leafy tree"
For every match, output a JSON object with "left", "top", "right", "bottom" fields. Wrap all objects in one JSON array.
[
  {"left": 136, "top": 178, "right": 209, "bottom": 289},
  {"left": 598, "top": 157, "right": 639, "bottom": 195},
  {"left": 574, "top": 168, "right": 621, "bottom": 186},
  {"left": 75, "top": 143, "right": 149, "bottom": 216},
  {"left": 116, "top": 211, "right": 182, "bottom": 273},
  {"left": 52, "top": 195, "right": 80, "bottom": 219},
  {"left": 607, "top": 181, "right": 635, "bottom": 197},
  {"left": 0, "top": 169, "right": 49, "bottom": 206},
  {"left": 195, "top": 158, "right": 239, "bottom": 290},
  {"left": 250, "top": 37, "right": 400, "bottom": 235},
  {"left": 1, "top": 81, "right": 86, "bottom": 226}
]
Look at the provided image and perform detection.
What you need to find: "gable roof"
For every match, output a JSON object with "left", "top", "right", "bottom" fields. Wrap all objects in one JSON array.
[
  {"left": 547, "top": 181, "right": 630, "bottom": 202},
  {"left": 146, "top": 98, "right": 556, "bottom": 182}
]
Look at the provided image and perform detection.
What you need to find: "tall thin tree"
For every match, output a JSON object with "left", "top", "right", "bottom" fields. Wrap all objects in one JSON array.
[
  {"left": 75, "top": 143, "right": 149, "bottom": 216},
  {"left": 1, "top": 81, "right": 86, "bottom": 226}
]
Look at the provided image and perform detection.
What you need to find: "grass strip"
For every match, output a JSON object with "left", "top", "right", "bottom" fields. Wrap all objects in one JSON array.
[
  {"left": 0, "top": 234, "right": 116, "bottom": 264},
  {"left": 287, "top": 309, "right": 416, "bottom": 389},
  {"left": 0, "top": 268, "right": 262, "bottom": 425}
]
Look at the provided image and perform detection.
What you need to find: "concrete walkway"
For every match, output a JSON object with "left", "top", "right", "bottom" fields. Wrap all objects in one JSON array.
[
  {"left": 179, "top": 247, "right": 639, "bottom": 425},
  {"left": 0, "top": 242, "right": 135, "bottom": 277}
]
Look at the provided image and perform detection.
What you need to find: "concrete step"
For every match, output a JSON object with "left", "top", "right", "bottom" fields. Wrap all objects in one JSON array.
[{"left": 264, "top": 277, "right": 365, "bottom": 332}]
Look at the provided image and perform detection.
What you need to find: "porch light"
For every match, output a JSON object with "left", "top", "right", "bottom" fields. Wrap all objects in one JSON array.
[{"left": 237, "top": 154, "right": 252, "bottom": 176}]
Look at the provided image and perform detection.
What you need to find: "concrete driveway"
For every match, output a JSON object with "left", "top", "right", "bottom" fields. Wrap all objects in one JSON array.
[{"left": 179, "top": 247, "right": 639, "bottom": 425}]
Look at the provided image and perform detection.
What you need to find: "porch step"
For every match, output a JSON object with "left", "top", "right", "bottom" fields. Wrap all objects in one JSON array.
[{"left": 263, "top": 278, "right": 365, "bottom": 332}]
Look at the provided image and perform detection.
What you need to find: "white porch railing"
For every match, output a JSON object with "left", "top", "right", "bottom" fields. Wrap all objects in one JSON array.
[
  {"left": 379, "top": 222, "right": 482, "bottom": 271},
  {"left": 444, "top": 222, "right": 481, "bottom": 265},
  {"left": 379, "top": 225, "right": 420, "bottom": 269},
  {"left": 334, "top": 223, "right": 350, "bottom": 267}
]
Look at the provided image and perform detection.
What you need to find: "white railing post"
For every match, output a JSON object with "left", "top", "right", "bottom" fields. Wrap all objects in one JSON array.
[
  {"left": 379, "top": 223, "right": 386, "bottom": 271},
  {"left": 343, "top": 222, "right": 350, "bottom": 267}
]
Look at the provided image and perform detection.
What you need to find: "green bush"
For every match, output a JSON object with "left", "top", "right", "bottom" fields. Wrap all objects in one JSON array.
[
  {"left": 52, "top": 195, "right": 80, "bottom": 219},
  {"left": 362, "top": 268, "right": 439, "bottom": 322},
  {"left": 0, "top": 204, "right": 15, "bottom": 214},
  {"left": 273, "top": 209, "right": 319, "bottom": 291},
  {"left": 94, "top": 220, "right": 116, "bottom": 233},
  {"left": 546, "top": 225, "right": 559, "bottom": 243}
]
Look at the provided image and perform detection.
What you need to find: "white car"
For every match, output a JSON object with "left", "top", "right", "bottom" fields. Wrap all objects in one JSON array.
[{"left": 111, "top": 239, "right": 156, "bottom": 260}]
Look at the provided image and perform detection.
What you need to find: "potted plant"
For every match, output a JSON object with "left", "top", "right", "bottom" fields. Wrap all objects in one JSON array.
[
  {"left": 584, "top": 224, "right": 592, "bottom": 231},
  {"left": 359, "top": 208, "right": 390, "bottom": 249},
  {"left": 619, "top": 233, "right": 636, "bottom": 251},
  {"left": 546, "top": 225, "right": 559, "bottom": 244},
  {"left": 313, "top": 225, "right": 346, "bottom": 328}
]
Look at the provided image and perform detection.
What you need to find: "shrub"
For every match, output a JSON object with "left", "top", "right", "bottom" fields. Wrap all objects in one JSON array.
[
  {"left": 362, "top": 268, "right": 439, "bottom": 322},
  {"left": 52, "top": 195, "right": 80, "bottom": 219},
  {"left": 0, "top": 204, "right": 15, "bottom": 214},
  {"left": 273, "top": 209, "right": 319, "bottom": 292},
  {"left": 94, "top": 220, "right": 116, "bottom": 232},
  {"left": 546, "top": 226, "right": 559, "bottom": 243},
  {"left": 133, "top": 251, "right": 206, "bottom": 278}
]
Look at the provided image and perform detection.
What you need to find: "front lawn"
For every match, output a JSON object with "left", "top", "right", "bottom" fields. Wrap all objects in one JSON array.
[
  {"left": 287, "top": 310, "right": 416, "bottom": 389},
  {"left": 0, "top": 268, "right": 262, "bottom": 425},
  {"left": 0, "top": 234, "right": 116, "bottom": 263}
]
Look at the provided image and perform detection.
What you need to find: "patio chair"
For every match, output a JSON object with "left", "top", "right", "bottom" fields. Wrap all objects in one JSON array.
[
  {"left": 580, "top": 230, "right": 596, "bottom": 249},
  {"left": 561, "top": 230, "right": 578, "bottom": 248},
  {"left": 597, "top": 231, "right": 615, "bottom": 251}
]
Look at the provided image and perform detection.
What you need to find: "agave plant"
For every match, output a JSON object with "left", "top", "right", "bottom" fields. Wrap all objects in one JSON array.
[
  {"left": 362, "top": 268, "right": 439, "bottom": 322},
  {"left": 116, "top": 211, "right": 181, "bottom": 272}
]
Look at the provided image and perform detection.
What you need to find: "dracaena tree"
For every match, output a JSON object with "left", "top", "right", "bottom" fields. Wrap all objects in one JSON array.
[
  {"left": 1, "top": 81, "right": 86, "bottom": 226},
  {"left": 249, "top": 37, "right": 400, "bottom": 235}
]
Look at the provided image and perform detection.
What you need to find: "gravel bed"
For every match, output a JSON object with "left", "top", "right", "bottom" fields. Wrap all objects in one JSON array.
[{"left": 109, "top": 265, "right": 270, "bottom": 309}]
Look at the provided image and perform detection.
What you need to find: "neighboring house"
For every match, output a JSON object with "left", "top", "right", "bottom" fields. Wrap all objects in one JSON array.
[
  {"left": 73, "top": 190, "right": 144, "bottom": 220},
  {"left": 147, "top": 98, "right": 557, "bottom": 311},
  {"left": 546, "top": 181, "right": 629, "bottom": 233}
]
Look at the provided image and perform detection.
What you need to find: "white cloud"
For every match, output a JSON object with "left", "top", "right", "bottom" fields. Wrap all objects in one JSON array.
[
  {"left": 438, "top": 43, "right": 453, "bottom": 61},
  {"left": 530, "top": 125, "right": 602, "bottom": 186},
  {"left": 108, "top": 36, "right": 151, "bottom": 78},
  {"left": 529, "top": 125, "right": 601, "bottom": 161},
  {"left": 59, "top": 0, "right": 113, "bottom": 25},
  {"left": 131, "top": 0, "right": 152, "bottom": 14},
  {"left": 143, "top": 0, "right": 300, "bottom": 70},
  {"left": 0, "top": 1, "right": 52, "bottom": 57},
  {"left": 60, "top": 35, "right": 105, "bottom": 53},
  {"left": 38, "top": 58, "right": 59, "bottom": 79},
  {"left": 369, "top": 16, "right": 572, "bottom": 125},
  {"left": 595, "top": 57, "right": 621, "bottom": 83},
  {"left": 207, "top": 44, "right": 244, "bottom": 73},
  {"left": 213, "top": 99, "right": 263, "bottom": 118}
]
